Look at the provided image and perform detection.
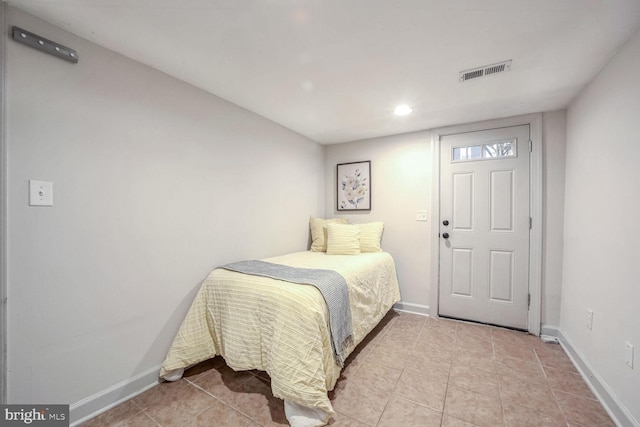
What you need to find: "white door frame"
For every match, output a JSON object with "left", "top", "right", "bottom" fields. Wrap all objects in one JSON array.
[{"left": 430, "top": 113, "right": 542, "bottom": 335}]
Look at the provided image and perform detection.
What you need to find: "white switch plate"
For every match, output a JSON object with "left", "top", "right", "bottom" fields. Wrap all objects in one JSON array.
[
  {"left": 29, "top": 180, "right": 53, "bottom": 206},
  {"left": 416, "top": 210, "right": 428, "bottom": 221},
  {"left": 625, "top": 342, "right": 634, "bottom": 369},
  {"left": 586, "top": 309, "right": 593, "bottom": 330}
]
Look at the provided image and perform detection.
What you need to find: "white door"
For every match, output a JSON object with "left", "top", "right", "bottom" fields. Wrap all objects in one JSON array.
[{"left": 439, "top": 125, "right": 530, "bottom": 329}]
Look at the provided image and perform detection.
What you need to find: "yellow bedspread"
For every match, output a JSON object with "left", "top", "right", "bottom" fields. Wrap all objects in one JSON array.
[{"left": 160, "top": 251, "right": 401, "bottom": 416}]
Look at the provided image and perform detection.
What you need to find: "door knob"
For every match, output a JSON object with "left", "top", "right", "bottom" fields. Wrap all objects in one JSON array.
[
  {"left": 442, "top": 232, "right": 450, "bottom": 239},
  {"left": 443, "top": 220, "right": 449, "bottom": 226}
]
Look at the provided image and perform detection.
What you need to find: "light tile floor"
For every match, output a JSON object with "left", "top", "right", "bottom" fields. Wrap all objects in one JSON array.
[{"left": 81, "top": 311, "right": 615, "bottom": 426}]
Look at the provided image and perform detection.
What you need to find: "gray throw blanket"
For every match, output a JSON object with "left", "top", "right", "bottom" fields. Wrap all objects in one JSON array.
[{"left": 220, "top": 260, "right": 353, "bottom": 367}]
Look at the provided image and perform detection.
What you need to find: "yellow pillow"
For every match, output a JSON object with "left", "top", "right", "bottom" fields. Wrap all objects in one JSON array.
[
  {"left": 326, "top": 223, "right": 361, "bottom": 255},
  {"left": 357, "top": 222, "right": 384, "bottom": 253},
  {"left": 309, "top": 217, "right": 349, "bottom": 252}
]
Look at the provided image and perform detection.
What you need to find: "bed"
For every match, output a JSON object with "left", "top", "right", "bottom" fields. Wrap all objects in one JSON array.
[{"left": 159, "top": 221, "right": 401, "bottom": 425}]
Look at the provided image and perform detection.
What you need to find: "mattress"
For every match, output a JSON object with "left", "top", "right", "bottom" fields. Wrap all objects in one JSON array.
[{"left": 160, "top": 251, "right": 401, "bottom": 416}]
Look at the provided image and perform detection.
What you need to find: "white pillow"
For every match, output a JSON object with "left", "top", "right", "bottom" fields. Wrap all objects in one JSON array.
[
  {"left": 357, "top": 222, "right": 384, "bottom": 253},
  {"left": 326, "top": 223, "right": 361, "bottom": 255},
  {"left": 309, "top": 217, "right": 348, "bottom": 252}
]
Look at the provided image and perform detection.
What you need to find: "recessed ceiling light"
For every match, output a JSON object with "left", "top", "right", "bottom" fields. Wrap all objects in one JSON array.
[{"left": 394, "top": 105, "right": 412, "bottom": 116}]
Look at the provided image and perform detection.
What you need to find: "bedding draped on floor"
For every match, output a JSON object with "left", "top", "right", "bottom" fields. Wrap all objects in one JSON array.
[{"left": 160, "top": 251, "right": 401, "bottom": 420}]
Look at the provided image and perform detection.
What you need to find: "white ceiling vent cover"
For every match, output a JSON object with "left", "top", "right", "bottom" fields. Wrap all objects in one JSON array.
[{"left": 459, "top": 60, "right": 512, "bottom": 82}]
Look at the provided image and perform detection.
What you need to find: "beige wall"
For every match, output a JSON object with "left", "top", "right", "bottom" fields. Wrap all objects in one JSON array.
[{"left": 5, "top": 6, "right": 324, "bottom": 418}]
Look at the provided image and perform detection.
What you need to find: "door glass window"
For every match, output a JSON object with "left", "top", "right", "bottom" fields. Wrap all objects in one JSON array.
[
  {"left": 452, "top": 138, "right": 517, "bottom": 162},
  {"left": 452, "top": 145, "right": 482, "bottom": 161}
]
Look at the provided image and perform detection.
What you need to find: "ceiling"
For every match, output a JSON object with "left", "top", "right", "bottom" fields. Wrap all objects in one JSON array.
[{"left": 8, "top": 0, "right": 640, "bottom": 144}]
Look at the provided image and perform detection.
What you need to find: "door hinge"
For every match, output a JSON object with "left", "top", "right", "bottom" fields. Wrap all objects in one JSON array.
[
  {"left": 529, "top": 217, "right": 532, "bottom": 229},
  {"left": 528, "top": 293, "right": 531, "bottom": 309},
  {"left": 529, "top": 140, "right": 533, "bottom": 153}
]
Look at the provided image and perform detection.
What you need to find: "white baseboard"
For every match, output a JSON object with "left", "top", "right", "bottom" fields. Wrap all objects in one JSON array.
[
  {"left": 69, "top": 364, "right": 162, "bottom": 426},
  {"left": 393, "top": 302, "right": 430, "bottom": 316},
  {"left": 558, "top": 330, "right": 639, "bottom": 427},
  {"left": 540, "top": 324, "right": 560, "bottom": 341}
]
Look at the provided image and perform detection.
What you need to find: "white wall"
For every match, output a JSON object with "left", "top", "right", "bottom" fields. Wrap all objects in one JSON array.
[
  {"left": 16, "top": 1, "right": 640, "bottom": 421},
  {"left": 4, "top": 5, "right": 324, "bottom": 416},
  {"left": 542, "top": 110, "right": 567, "bottom": 328},
  {"left": 562, "top": 27, "right": 640, "bottom": 423},
  {"left": 324, "top": 132, "right": 433, "bottom": 311},
  {"left": 324, "top": 115, "right": 567, "bottom": 326}
]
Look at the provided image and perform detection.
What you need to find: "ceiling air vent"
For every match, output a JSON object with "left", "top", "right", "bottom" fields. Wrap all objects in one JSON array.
[{"left": 459, "top": 60, "right": 512, "bottom": 82}]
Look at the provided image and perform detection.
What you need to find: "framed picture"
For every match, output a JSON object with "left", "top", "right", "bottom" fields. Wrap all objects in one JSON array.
[{"left": 337, "top": 161, "right": 371, "bottom": 211}]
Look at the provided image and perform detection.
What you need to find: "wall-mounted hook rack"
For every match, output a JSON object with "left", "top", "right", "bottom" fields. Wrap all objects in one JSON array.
[{"left": 11, "top": 26, "right": 78, "bottom": 64}]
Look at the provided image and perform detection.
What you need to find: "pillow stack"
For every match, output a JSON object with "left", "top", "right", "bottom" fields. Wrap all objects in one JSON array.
[
  {"left": 309, "top": 217, "right": 384, "bottom": 255},
  {"left": 309, "top": 217, "right": 349, "bottom": 252}
]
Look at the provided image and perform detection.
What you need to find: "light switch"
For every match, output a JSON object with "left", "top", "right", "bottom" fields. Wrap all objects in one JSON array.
[
  {"left": 29, "top": 180, "right": 53, "bottom": 206},
  {"left": 416, "top": 210, "right": 428, "bottom": 221}
]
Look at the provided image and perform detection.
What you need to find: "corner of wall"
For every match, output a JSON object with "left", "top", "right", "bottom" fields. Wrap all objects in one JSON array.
[
  {"left": 540, "top": 324, "right": 559, "bottom": 338},
  {"left": 0, "top": 0, "right": 9, "bottom": 405},
  {"left": 393, "top": 302, "right": 430, "bottom": 316}
]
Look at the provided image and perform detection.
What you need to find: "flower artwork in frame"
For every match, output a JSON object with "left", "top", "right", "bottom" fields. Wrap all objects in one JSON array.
[{"left": 337, "top": 161, "right": 371, "bottom": 211}]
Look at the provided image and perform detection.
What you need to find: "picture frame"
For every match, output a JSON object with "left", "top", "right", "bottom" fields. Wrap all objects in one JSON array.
[{"left": 337, "top": 161, "right": 371, "bottom": 211}]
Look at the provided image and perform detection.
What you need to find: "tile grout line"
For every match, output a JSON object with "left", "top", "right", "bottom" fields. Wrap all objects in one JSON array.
[
  {"left": 436, "top": 319, "right": 454, "bottom": 427},
  {"left": 140, "top": 410, "right": 164, "bottom": 427},
  {"left": 184, "top": 377, "right": 256, "bottom": 424},
  {"left": 130, "top": 407, "right": 162, "bottom": 427},
  {"left": 438, "top": 323, "right": 458, "bottom": 426},
  {"left": 333, "top": 314, "right": 401, "bottom": 426},
  {"left": 533, "top": 343, "right": 573, "bottom": 426},
  {"left": 374, "top": 314, "right": 408, "bottom": 427},
  {"left": 388, "top": 320, "right": 451, "bottom": 426},
  {"left": 492, "top": 331, "right": 509, "bottom": 427},
  {"left": 447, "top": 323, "right": 505, "bottom": 426},
  {"left": 373, "top": 317, "right": 425, "bottom": 427},
  {"left": 347, "top": 317, "right": 391, "bottom": 380}
]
